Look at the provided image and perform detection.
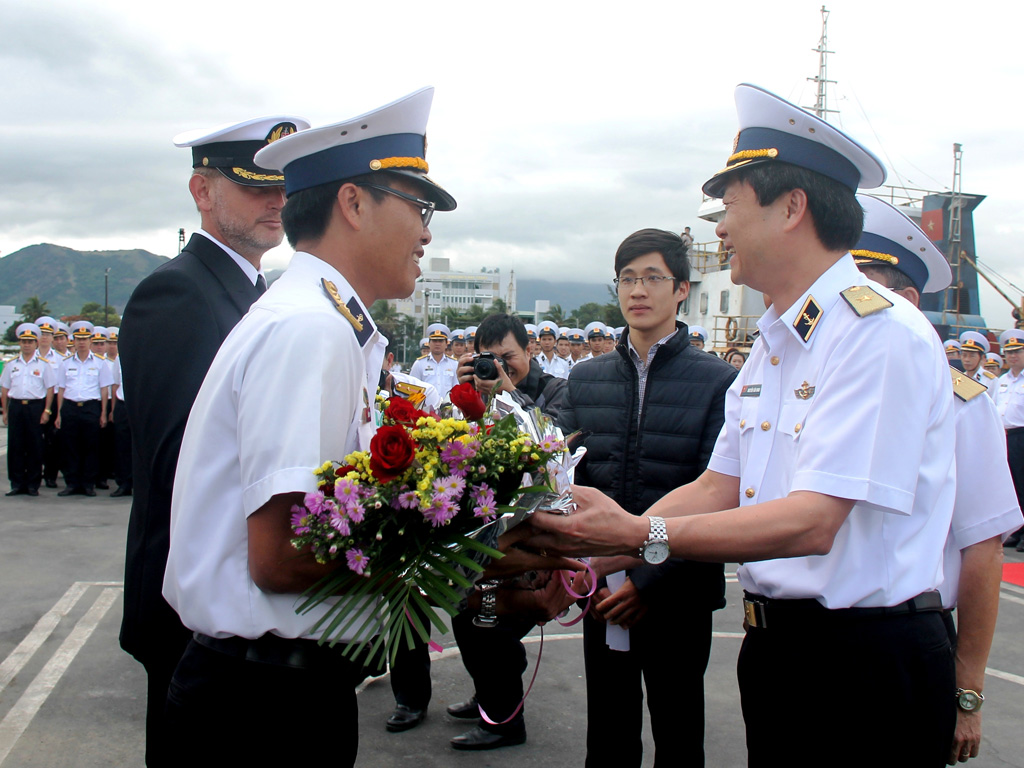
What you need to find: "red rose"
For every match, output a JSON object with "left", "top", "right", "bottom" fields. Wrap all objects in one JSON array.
[
  {"left": 386, "top": 397, "right": 428, "bottom": 427},
  {"left": 450, "top": 382, "right": 487, "bottom": 420},
  {"left": 369, "top": 425, "right": 416, "bottom": 482}
]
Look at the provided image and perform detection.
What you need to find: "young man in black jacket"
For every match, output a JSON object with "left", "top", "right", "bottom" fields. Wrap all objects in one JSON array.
[{"left": 561, "top": 228, "right": 737, "bottom": 767}]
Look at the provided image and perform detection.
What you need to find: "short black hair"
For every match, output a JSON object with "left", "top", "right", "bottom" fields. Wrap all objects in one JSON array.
[
  {"left": 858, "top": 263, "right": 916, "bottom": 292},
  {"left": 733, "top": 162, "right": 863, "bottom": 251},
  {"left": 281, "top": 173, "right": 388, "bottom": 248},
  {"left": 614, "top": 228, "right": 690, "bottom": 284},
  {"left": 474, "top": 313, "right": 528, "bottom": 353}
]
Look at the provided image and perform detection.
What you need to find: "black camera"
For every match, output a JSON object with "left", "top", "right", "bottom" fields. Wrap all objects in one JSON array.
[{"left": 472, "top": 352, "right": 508, "bottom": 381}]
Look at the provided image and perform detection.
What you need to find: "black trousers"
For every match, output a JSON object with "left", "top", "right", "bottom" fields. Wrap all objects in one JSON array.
[
  {"left": 41, "top": 411, "right": 62, "bottom": 483},
  {"left": 583, "top": 607, "right": 713, "bottom": 768},
  {"left": 1006, "top": 429, "right": 1024, "bottom": 536},
  {"left": 60, "top": 400, "right": 100, "bottom": 489},
  {"left": 165, "top": 636, "right": 360, "bottom": 765},
  {"left": 7, "top": 398, "right": 45, "bottom": 491},
  {"left": 452, "top": 610, "right": 533, "bottom": 732},
  {"left": 112, "top": 404, "right": 133, "bottom": 489},
  {"left": 390, "top": 632, "right": 431, "bottom": 710},
  {"left": 737, "top": 607, "right": 955, "bottom": 768}
]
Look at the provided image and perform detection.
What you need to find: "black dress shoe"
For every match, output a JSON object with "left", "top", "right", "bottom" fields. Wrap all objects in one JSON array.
[
  {"left": 95, "top": 481, "right": 109, "bottom": 490},
  {"left": 450, "top": 725, "right": 526, "bottom": 751},
  {"left": 5, "top": 488, "right": 26, "bottom": 497},
  {"left": 385, "top": 705, "right": 426, "bottom": 732},
  {"left": 27, "top": 489, "right": 39, "bottom": 496},
  {"left": 83, "top": 487, "right": 97, "bottom": 497},
  {"left": 110, "top": 486, "right": 132, "bottom": 498},
  {"left": 446, "top": 696, "right": 480, "bottom": 719},
  {"left": 45, "top": 479, "right": 58, "bottom": 489},
  {"left": 57, "top": 487, "right": 80, "bottom": 497}
]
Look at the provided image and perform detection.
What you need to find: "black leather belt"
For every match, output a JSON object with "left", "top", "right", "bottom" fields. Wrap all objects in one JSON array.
[
  {"left": 194, "top": 631, "right": 358, "bottom": 670},
  {"left": 742, "top": 590, "right": 944, "bottom": 630},
  {"left": 1007, "top": 427, "right": 1024, "bottom": 436}
]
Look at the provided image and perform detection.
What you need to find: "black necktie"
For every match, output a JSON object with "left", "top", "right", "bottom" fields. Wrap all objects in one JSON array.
[{"left": 256, "top": 274, "right": 268, "bottom": 295}]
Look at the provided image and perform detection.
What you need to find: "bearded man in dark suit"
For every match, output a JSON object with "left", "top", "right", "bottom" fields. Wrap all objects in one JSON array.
[{"left": 118, "top": 114, "right": 308, "bottom": 767}]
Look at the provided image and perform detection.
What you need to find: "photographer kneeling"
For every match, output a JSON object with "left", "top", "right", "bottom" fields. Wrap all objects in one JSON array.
[
  {"left": 455, "top": 313, "right": 569, "bottom": 422},
  {"left": 448, "top": 312, "right": 572, "bottom": 752}
]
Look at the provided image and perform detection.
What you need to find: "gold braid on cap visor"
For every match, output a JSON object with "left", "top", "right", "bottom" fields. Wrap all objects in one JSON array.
[
  {"left": 369, "top": 157, "right": 429, "bottom": 172},
  {"left": 851, "top": 249, "right": 899, "bottom": 266}
]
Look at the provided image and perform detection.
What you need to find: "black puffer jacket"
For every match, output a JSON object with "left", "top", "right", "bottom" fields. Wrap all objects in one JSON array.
[{"left": 560, "top": 322, "right": 737, "bottom": 608}]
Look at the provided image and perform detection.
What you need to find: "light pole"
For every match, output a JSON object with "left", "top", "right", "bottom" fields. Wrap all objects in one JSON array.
[{"left": 104, "top": 268, "right": 111, "bottom": 326}]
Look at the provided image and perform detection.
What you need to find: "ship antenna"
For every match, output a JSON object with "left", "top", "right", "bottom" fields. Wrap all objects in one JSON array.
[{"left": 806, "top": 6, "right": 838, "bottom": 122}]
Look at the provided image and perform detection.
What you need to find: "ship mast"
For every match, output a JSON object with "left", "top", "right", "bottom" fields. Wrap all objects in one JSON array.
[
  {"left": 806, "top": 6, "right": 838, "bottom": 122},
  {"left": 941, "top": 144, "right": 965, "bottom": 327}
]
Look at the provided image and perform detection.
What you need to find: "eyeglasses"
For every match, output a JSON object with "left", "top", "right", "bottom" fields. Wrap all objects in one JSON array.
[
  {"left": 613, "top": 275, "right": 675, "bottom": 289},
  {"left": 355, "top": 184, "right": 435, "bottom": 228}
]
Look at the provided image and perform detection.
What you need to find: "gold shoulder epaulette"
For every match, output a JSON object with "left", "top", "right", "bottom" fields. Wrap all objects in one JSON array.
[
  {"left": 394, "top": 381, "right": 426, "bottom": 398},
  {"left": 982, "top": 370, "right": 997, "bottom": 379},
  {"left": 321, "top": 278, "right": 364, "bottom": 332},
  {"left": 840, "top": 285, "right": 893, "bottom": 317},
  {"left": 416, "top": 353, "right": 428, "bottom": 360},
  {"left": 950, "top": 366, "right": 987, "bottom": 402}
]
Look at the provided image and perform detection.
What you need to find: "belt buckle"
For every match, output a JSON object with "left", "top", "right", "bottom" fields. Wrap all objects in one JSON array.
[
  {"left": 21, "top": 400, "right": 29, "bottom": 405},
  {"left": 76, "top": 402, "right": 84, "bottom": 407},
  {"left": 743, "top": 598, "right": 767, "bottom": 629}
]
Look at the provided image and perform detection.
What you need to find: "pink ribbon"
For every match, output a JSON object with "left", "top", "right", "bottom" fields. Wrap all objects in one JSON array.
[
  {"left": 478, "top": 626, "right": 544, "bottom": 726},
  {"left": 403, "top": 607, "right": 444, "bottom": 653},
  {"left": 557, "top": 560, "right": 596, "bottom": 627}
]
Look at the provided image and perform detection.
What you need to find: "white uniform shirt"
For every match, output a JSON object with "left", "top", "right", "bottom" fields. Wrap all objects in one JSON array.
[
  {"left": 973, "top": 367, "right": 998, "bottom": 398},
  {"left": 408, "top": 353, "right": 459, "bottom": 398},
  {"left": 164, "top": 252, "right": 385, "bottom": 641},
  {"left": 707, "top": 256, "right": 956, "bottom": 608},
  {"left": 38, "top": 348, "right": 62, "bottom": 365},
  {"left": 997, "top": 369, "right": 1024, "bottom": 428},
  {"left": 536, "top": 351, "right": 570, "bottom": 379},
  {"left": 59, "top": 352, "right": 114, "bottom": 401},
  {"left": 391, "top": 370, "right": 441, "bottom": 412},
  {"left": 112, "top": 356, "right": 125, "bottom": 402},
  {"left": 938, "top": 378, "right": 1023, "bottom": 607},
  {"left": 0, "top": 353, "right": 55, "bottom": 399}
]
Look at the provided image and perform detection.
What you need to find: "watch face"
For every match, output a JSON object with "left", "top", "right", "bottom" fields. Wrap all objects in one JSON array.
[
  {"left": 958, "top": 690, "right": 982, "bottom": 712},
  {"left": 644, "top": 540, "right": 670, "bottom": 565}
]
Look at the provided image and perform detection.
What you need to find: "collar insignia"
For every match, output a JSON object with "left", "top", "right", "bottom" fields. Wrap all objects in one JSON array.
[{"left": 793, "top": 295, "right": 823, "bottom": 343}]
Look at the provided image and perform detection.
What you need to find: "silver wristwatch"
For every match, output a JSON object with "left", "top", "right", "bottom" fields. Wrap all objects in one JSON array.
[
  {"left": 472, "top": 579, "right": 500, "bottom": 628},
  {"left": 955, "top": 688, "right": 984, "bottom": 712},
  {"left": 639, "top": 516, "right": 670, "bottom": 565}
]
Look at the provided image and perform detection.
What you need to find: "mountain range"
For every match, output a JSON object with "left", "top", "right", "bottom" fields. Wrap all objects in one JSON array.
[{"left": 0, "top": 243, "right": 613, "bottom": 317}]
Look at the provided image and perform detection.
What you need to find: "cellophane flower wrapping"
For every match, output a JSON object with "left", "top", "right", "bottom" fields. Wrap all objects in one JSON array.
[{"left": 290, "top": 385, "right": 567, "bottom": 665}]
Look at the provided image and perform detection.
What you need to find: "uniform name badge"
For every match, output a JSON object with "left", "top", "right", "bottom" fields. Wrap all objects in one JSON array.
[{"left": 741, "top": 384, "right": 762, "bottom": 397}]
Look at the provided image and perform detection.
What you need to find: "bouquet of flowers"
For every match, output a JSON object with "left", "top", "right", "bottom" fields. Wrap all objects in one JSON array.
[{"left": 290, "top": 382, "right": 566, "bottom": 664}]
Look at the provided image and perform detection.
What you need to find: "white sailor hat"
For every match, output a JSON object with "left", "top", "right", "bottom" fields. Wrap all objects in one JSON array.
[
  {"left": 465, "top": 325, "right": 478, "bottom": 340},
  {"left": 426, "top": 323, "right": 450, "bottom": 340},
  {"left": 959, "top": 331, "right": 990, "bottom": 354},
  {"left": 174, "top": 115, "right": 310, "bottom": 187},
  {"left": 107, "top": 327, "right": 119, "bottom": 342},
  {"left": 584, "top": 321, "right": 606, "bottom": 339},
  {"left": 524, "top": 323, "right": 538, "bottom": 340},
  {"left": 568, "top": 328, "right": 585, "bottom": 343},
  {"left": 450, "top": 328, "right": 466, "bottom": 342},
  {"left": 689, "top": 325, "right": 709, "bottom": 342},
  {"left": 1000, "top": 329, "right": 1024, "bottom": 352},
  {"left": 943, "top": 340, "right": 962, "bottom": 352},
  {"left": 54, "top": 321, "right": 70, "bottom": 338},
  {"left": 703, "top": 84, "right": 886, "bottom": 198},
  {"left": 418, "top": 337, "right": 429, "bottom": 348},
  {"left": 986, "top": 353, "right": 1004, "bottom": 368},
  {"left": 16, "top": 322, "right": 41, "bottom": 340},
  {"left": 537, "top": 321, "right": 558, "bottom": 338},
  {"left": 34, "top": 316, "right": 57, "bottom": 333},
  {"left": 853, "top": 195, "right": 951, "bottom": 294},
  {"left": 557, "top": 326, "right": 570, "bottom": 341},
  {"left": 70, "top": 320, "right": 95, "bottom": 339},
  {"left": 255, "top": 87, "right": 456, "bottom": 211},
  {"left": 615, "top": 326, "right": 625, "bottom": 338},
  {"left": 92, "top": 326, "right": 109, "bottom": 341}
]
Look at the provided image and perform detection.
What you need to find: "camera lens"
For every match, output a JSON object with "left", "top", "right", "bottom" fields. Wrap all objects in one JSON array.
[{"left": 473, "top": 357, "right": 499, "bottom": 380}]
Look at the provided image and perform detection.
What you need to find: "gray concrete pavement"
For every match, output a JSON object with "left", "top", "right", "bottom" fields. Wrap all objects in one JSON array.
[{"left": 1, "top": 425, "right": 1023, "bottom": 766}]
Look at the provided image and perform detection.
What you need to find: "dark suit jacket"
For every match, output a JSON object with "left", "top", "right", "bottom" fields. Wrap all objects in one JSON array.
[{"left": 119, "top": 233, "right": 261, "bottom": 664}]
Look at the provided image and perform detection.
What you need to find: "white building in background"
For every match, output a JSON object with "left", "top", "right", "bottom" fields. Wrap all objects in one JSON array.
[
  {"left": 0, "top": 305, "right": 20, "bottom": 331},
  {"left": 394, "top": 258, "right": 510, "bottom": 322}
]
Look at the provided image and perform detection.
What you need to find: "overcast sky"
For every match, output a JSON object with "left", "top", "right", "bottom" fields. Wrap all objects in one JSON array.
[{"left": 3, "top": 0, "right": 1021, "bottom": 325}]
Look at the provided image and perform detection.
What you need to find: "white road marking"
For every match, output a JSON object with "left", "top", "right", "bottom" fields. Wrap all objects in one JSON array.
[
  {"left": 987, "top": 667, "right": 1024, "bottom": 687},
  {"left": 0, "top": 582, "right": 89, "bottom": 696},
  {"left": 1000, "top": 593, "right": 1024, "bottom": 608},
  {"left": 0, "top": 587, "right": 119, "bottom": 764},
  {"left": 1001, "top": 582, "right": 1024, "bottom": 596}
]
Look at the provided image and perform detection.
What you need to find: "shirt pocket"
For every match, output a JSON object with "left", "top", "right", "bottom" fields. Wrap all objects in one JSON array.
[{"left": 778, "top": 400, "right": 811, "bottom": 441}]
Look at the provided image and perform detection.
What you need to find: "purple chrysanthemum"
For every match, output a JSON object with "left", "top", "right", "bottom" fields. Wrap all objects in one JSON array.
[
  {"left": 304, "top": 491, "right": 331, "bottom": 516},
  {"left": 329, "top": 509, "right": 351, "bottom": 536},
  {"left": 397, "top": 490, "right": 421, "bottom": 509},
  {"left": 346, "top": 548, "right": 370, "bottom": 575}
]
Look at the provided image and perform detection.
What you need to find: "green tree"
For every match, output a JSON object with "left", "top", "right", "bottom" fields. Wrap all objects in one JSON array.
[
  {"left": 543, "top": 303, "right": 567, "bottom": 325},
  {"left": 20, "top": 296, "right": 49, "bottom": 321},
  {"left": 4, "top": 320, "right": 18, "bottom": 343},
  {"left": 575, "top": 302, "right": 605, "bottom": 326},
  {"left": 79, "top": 302, "right": 122, "bottom": 326},
  {"left": 490, "top": 298, "right": 508, "bottom": 315}
]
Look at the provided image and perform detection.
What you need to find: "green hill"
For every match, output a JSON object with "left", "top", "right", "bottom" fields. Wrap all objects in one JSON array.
[{"left": 0, "top": 243, "right": 170, "bottom": 316}]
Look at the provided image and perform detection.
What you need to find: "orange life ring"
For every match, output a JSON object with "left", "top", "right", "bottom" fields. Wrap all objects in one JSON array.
[{"left": 725, "top": 317, "right": 739, "bottom": 342}]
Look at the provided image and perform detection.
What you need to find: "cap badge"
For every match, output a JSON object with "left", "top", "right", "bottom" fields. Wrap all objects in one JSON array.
[{"left": 266, "top": 122, "right": 298, "bottom": 143}]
